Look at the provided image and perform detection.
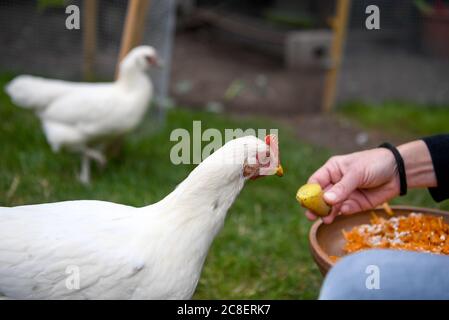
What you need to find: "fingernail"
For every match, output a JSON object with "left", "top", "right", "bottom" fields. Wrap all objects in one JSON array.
[
  {"left": 341, "top": 205, "right": 350, "bottom": 214},
  {"left": 324, "top": 192, "right": 337, "bottom": 202}
]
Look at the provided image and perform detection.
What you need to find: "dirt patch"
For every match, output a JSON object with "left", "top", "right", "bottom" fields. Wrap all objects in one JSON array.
[
  {"left": 170, "top": 30, "right": 325, "bottom": 115},
  {"left": 286, "top": 113, "right": 412, "bottom": 153}
]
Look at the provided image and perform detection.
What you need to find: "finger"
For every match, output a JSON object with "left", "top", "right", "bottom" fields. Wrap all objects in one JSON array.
[
  {"left": 340, "top": 199, "right": 363, "bottom": 215},
  {"left": 308, "top": 165, "right": 332, "bottom": 188},
  {"left": 305, "top": 210, "right": 318, "bottom": 221},
  {"left": 321, "top": 213, "right": 337, "bottom": 224},
  {"left": 340, "top": 187, "right": 392, "bottom": 215},
  {"left": 321, "top": 203, "right": 342, "bottom": 224},
  {"left": 323, "top": 171, "right": 360, "bottom": 205}
]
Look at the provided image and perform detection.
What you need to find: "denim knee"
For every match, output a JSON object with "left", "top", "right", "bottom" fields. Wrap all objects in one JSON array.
[{"left": 319, "top": 249, "right": 449, "bottom": 300}]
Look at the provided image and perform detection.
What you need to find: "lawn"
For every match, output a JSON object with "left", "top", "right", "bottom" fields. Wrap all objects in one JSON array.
[
  {"left": 0, "top": 73, "right": 327, "bottom": 299},
  {"left": 341, "top": 101, "right": 449, "bottom": 137},
  {"left": 1, "top": 70, "right": 448, "bottom": 299}
]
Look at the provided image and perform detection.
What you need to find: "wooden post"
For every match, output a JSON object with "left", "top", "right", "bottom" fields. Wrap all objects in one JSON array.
[
  {"left": 322, "top": 0, "right": 351, "bottom": 112},
  {"left": 115, "top": 0, "right": 151, "bottom": 78},
  {"left": 107, "top": 0, "right": 151, "bottom": 157},
  {"left": 82, "top": 0, "right": 98, "bottom": 81}
]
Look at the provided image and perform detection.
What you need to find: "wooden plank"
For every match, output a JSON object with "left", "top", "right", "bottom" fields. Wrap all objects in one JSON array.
[
  {"left": 193, "top": 9, "right": 285, "bottom": 46},
  {"left": 82, "top": 0, "right": 98, "bottom": 81},
  {"left": 109, "top": 0, "right": 151, "bottom": 157},
  {"left": 115, "top": 0, "right": 151, "bottom": 78},
  {"left": 322, "top": 0, "right": 351, "bottom": 112}
]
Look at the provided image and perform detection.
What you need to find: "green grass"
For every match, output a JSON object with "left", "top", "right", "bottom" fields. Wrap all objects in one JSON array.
[
  {"left": 263, "top": 9, "right": 316, "bottom": 29},
  {"left": 340, "top": 101, "right": 449, "bottom": 137},
  {"left": 0, "top": 73, "right": 329, "bottom": 299},
  {"left": 2, "top": 71, "right": 449, "bottom": 299}
]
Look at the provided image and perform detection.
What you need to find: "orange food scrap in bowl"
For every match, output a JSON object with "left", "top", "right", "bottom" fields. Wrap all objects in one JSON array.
[
  {"left": 329, "top": 255, "right": 340, "bottom": 263},
  {"left": 382, "top": 202, "right": 394, "bottom": 216},
  {"left": 343, "top": 213, "right": 449, "bottom": 255}
]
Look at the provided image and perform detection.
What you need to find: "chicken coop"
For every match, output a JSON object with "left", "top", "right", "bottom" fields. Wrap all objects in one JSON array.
[{"left": 0, "top": 0, "right": 176, "bottom": 123}]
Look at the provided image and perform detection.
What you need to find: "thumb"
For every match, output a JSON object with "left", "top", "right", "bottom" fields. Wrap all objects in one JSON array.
[{"left": 324, "top": 172, "right": 360, "bottom": 205}]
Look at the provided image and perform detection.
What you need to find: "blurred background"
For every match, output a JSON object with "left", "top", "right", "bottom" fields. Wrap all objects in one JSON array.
[{"left": 1, "top": 0, "right": 449, "bottom": 299}]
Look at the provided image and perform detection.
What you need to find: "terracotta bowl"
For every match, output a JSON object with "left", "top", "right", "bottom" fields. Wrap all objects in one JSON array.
[{"left": 309, "top": 205, "right": 449, "bottom": 276}]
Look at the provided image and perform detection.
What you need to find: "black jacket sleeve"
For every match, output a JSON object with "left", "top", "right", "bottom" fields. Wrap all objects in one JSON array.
[{"left": 422, "top": 134, "right": 449, "bottom": 202}]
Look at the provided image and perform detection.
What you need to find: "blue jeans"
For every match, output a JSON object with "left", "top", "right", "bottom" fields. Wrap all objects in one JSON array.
[{"left": 319, "top": 249, "right": 449, "bottom": 300}]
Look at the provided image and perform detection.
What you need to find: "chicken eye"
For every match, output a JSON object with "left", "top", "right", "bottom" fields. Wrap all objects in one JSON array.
[
  {"left": 257, "top": 150, "right": 271, "bottom": 167},
  {"left": 145, "top": 55, "right": 156, "bottom": 65}
]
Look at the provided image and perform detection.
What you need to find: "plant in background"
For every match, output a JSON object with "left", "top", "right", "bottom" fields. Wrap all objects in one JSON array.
[
  {"left": 263, "top": 9, "right": 316, "bottom": 29},
  {"left": 36, "top": 0, "right": 67, "bottom": 12},
  {"left": 415, "top": 0, "right": 449, "bottom": 58},
  {"left": 415, "top": 0, "right": 449, "bottom": 16}
]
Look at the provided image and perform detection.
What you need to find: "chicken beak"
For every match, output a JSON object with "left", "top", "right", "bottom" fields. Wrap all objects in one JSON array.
[
  {"left": 154, "top": 57, "right": 164, "bottom": 68},
  {"left": 147, "top": 56, "right": 163, "bottom": 68},
  {"left": 275, "top": 164, "right": 284, "bottom": 177}
]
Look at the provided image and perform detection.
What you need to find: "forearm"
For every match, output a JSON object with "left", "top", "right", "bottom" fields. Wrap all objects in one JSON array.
[
  {"left": 396, "top": 135, "right": 449, "bottom": 202},
  {"left": 422, "top": 135, "right": 449, "bottom": 202},
  {"left": 397, "top": 140, "right": 437, "bottom": 189}
]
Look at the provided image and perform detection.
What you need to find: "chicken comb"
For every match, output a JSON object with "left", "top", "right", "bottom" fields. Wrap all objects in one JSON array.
[
  {"left": 265, "top": 134, "right": 278, "bottom": 146},
  {"left": 265, "top": 135, "right": 271, "bottom": 145},
  {"left": 264, "top": 134, "right": 279, "bottom": 161},
  {"left": 265, "top": 134, "right": 278, "bottom": 150}
]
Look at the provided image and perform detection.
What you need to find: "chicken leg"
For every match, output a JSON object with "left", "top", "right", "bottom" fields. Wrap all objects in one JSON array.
[
  {"left": 78, "top": 148, "right": 107, "bottom": 185},
  {"left": 79, "top": 153, "right": 90, "bottom": 185}
]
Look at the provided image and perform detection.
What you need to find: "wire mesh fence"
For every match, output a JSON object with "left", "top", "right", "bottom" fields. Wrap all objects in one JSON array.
[
  {"left": 0, "top": 0, "right": 175, "bottom": 119},
  {"left": 0, "top": 0, "right": 448, "bottom": 115},
  {"left": 339, "top": 0, "right": 449, "bottom": 105}
]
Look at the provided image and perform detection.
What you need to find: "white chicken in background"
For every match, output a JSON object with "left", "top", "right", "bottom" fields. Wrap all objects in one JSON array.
[
  {"left": 4, "top": 46, "right": 160, "bottom": 184},
  {"left": 0, "top": 135, "right": 283, "bottom": 299}
]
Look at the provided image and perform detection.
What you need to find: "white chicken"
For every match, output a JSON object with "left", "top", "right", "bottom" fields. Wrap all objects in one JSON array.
[
  {"left": 4, "top": 46, "right": 160, "bottom": 184},
  {"left": 0, "top": 135, "right": 283, "bottom": 300}
]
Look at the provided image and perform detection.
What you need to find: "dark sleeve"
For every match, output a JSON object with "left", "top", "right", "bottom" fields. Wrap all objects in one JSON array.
[{"left": 422, "top": 135, "right": 449, "bottom": 202}]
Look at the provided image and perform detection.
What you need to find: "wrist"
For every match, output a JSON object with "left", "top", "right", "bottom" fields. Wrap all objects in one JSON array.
[
  {"left": 379, "top": 142, "right": 407, "bottom": 195},
  {"left": 382, "top": 148, "right": 401, "bottom": 195},
  {"left": 397, "top": 140, "right": 437, "bottom": 189}
]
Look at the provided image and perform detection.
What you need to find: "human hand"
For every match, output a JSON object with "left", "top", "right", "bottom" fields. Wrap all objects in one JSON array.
[
  {"left": 305, "top": 148, "right": 399, "bottom": 224},
  {"left": 305, "top": 140, "right": 437, "bottom": 224}
]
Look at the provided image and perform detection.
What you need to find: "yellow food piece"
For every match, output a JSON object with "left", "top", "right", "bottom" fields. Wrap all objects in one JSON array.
[
  {"left": 382, "top": 202, "right": 394, "bottom": 216},
  {"left": 296, "top": 183, "right": 331, "bottom": 217}
]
